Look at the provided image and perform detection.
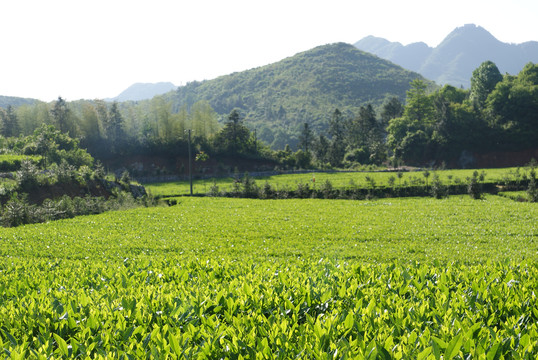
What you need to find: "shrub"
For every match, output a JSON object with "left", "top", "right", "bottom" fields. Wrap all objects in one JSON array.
[
  {"left": 94, "top": 161, "right": 106, "bottom": 179},
  {"left": 16, "top": 159, "right": 41, "bottom": 191},
  {"left": 241, "top": 173, "right": 258, "bottom": 198},
  {"left": 120, "top": 170, "right": 131, "bottom": 184},
  {"left": 1, "top": 193, "right": 30, "bottom": 227},
  {"left": 319, "top": 179, "right": 334, "bottom": 199},
  {"left": 56, "top": 159, "right": 77, "bottom": 184},
  {"left": 260, "top": 181, "right": 275, "bottom": 199},
  {"left": 467, "top": 171, "right": 483, "bottom": 200},
  {"left": 528, "top": 168, "right": 537, "bottom": 202},
  {"left": 295, "top": 181, "right": 310, "bottom": 198},
  {"left": 430, "top": 174, "right": 447, "bottom": 199},
  {"left": 206, "top": 181, "right": 219, "bottom": 197}
]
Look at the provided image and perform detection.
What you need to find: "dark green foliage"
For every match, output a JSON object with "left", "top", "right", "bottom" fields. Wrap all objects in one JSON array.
[
  {"left": 320, "top": 179, "right": 335, "bottom": 199},
  {"left": 213, "top": 109, "right": 254, "bottom": 155},
  {"left": 2, "top": 53, "right": 536, "bottom": 170},
  {"left": 327, "top": 109, "right": 346, "bottom": 167},
  {"left": 241, "top": 172, "right": 258, "bottom": 198},
  {"left": 470, "top": 61, "right": 503, "bottom": 110},
  {"left": 313, "top": 134, "right": 330, "bottom": 164},
  {"left": 388, "top": 62, "right": 538, "bottom": 166},
  {"left": 0, "top": 129, "right": 153, "bottom": 227},
  {"left": 53, "top": 160, "right": 77, "bottom": 184},
  {"left": 0, "top": 105, "right": 21, "bottom": 137},
  {"left": 528, "top": 167, "right": 537, "bottom": 202},
  {"left": 171, "top": 43, "right": 425, "bottom": 147},
  {"left": 293, "top": 150, "right": 312, "bottom": 169},
  {"left": 380, "top": 97, "right": 404, "bottom": 127},
  {"left": 0, "top": 192, "right": 143, "bottom": 228},
  {"left": 15, "top": 159, "right": 41, "bottom": 191},
  {"left": 467, "top": 171, "right": 483, "bottom": 199},
  {"left": 259, "top": 181, "right": 274, "bottom": 199},
  {"left": 485, "top": 63, "right": 538, "bottom": 150},
  {"left": 346, "top": 104, "right": 386, "bottom": 165},
  {"left": 208, "top": 181, "right": 220, "bottom": 197},
  {"left": 50, "top": 97, "right": 74, "bottom": 135},
  {"left": 430, "top": 173, "right": 447, "bottom": 199},
  {"left": 298, "top": 123, "right": 313, "bottom": 153},
  {"left": 120, "top": 170, "right": 131, "bottom": 184},
  {"left": 295, "top": 181, "right": 311, "bottom": 198},
  {"left": 107, "top": 102, "right": 126, "bottom": 151}
]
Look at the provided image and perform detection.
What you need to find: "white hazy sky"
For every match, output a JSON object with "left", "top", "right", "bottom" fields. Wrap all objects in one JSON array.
[{"left": 1, "top": 0, "right": 537, "bottom": 102}]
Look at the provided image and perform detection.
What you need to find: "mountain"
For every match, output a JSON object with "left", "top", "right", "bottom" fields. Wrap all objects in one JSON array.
[
  {"left": 0, "top": 95, "right": 37, "bottom": 108},
  {"left": 166, "top": 42, "right": 427, "bottom": 148},
  {"left": 354, "top": 24, "right": 538, "bottom": 88},
  {"left": 107, "top": 82, "right": 177, "bottom": 102}
]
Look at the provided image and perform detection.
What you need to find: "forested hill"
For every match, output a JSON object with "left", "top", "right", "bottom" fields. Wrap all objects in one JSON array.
[
  {"left": 0, "top": 95, "right": 36, "bottom": 108},
  {"left": 167, "top": 43, "right": 427, "bottom": 148}
]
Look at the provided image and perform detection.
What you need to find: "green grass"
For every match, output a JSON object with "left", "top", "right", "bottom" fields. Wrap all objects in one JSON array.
[
  {"left": 1, "top": 196, "right": 537, "bottom": 358},
  {"left": 145, "top": 167, "right": 527, "bottom": 197}
]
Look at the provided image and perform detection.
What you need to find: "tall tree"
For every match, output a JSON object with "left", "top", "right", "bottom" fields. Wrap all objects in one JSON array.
[
  {"left": 94, "top": 100, "right": 110, "bottom": 138},
  {"left": 380, "top": 97, "right": 404, "bottom": 129},
  {"left": 469, "top": 61, "right": 503, "bottom": 110},
  {"left": 327, "top": 109, "right": 346, "bottom": 167},
  {"left": 50, "top": 97, "right": 73, "bottom": 134},
  {"left": 403, "top": 79, "right": 434, "bottom": 126},
  {"left": 150, "top": 96, "right": 174, "bottom": 143},
  {"left": 485, "top": 62, "right": 538, "bottom": 148},
  {"left": 213, "top": 109, "right": 252, "bottom": 155},
  {"left": 0, "top": 105, "right": 20, "bottom": 137},
  {"left": 298, "top": 122, "right": 313, "bottom": 153},
  {"left": 347, "top": 104, "right": 378, "bottom": 149},
  {"left": 108, "top": 102, "right": 126, "bottom": 146},
  {"left": 386, "top": 79, "right": 436, "bottom": 165},
  {"left": 313, "top": 134, "right": 329, "bottom": 164},
  {"left": 80, "top": 103, "right": 101, "bottom": 143},
  {"left": 190, "top": 100, "right": 219, "bottom": 140}
]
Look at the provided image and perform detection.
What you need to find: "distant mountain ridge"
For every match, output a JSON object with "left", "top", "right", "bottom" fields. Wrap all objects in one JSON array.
[
  {"left": 0, "top": 95, "right": 37, "bottom": 108},
  {"left": 354, "top": 24, "right": 538, "bottom": 88},
  {"left": 107, "top": 82, "right": 177, "bottom": 102},
  {"left": 166, "top": 42, "right": 428, "bottom": 148}
]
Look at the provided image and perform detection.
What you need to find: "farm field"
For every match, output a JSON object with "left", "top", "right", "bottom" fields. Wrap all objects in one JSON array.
[
  {"left": 144, "top": 167, "right": 526, "bottom": 197},
  {"left": 0, "top": 196, "right": 537, "bottom": 358}
]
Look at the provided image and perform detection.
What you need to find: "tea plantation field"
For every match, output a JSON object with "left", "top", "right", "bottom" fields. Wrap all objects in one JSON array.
[
  {"left": 145, "top": 167, "right": 527, "bottom": 197},
  {"left": 1, "top": 196, "right": 537, "bottom": 358}
]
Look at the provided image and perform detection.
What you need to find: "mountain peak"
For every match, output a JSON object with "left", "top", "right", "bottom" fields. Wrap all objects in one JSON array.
[
  {"left": 441, "top": 24, "right": 500, "bottom": 46},
  {"left": 107, "top": 82, "right": 177, "bottom": 102},
  {"left": 354, "top": 24, "right": 538, "bottom": 88}
]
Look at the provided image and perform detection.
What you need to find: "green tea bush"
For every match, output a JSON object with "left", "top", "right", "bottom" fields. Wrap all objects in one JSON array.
[
  {"left": 468, "top": 171, "right": 483, "bottom": 199},
  {"left": 0, "top": 197, "right": 537, "bottom": 357},
  {"left": 430, "top": 173, "right": 447, "bottom": 199}
]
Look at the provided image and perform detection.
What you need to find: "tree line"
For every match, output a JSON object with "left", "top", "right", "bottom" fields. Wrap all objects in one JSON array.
[
  {"left": 293, "top": 61, "right": 537, "bottom": 168},
  {"left": 1, "top": 61, "right": 537, "bottom": 170}
]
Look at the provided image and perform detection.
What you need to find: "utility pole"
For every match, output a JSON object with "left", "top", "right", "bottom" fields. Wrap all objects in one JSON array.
[{"left": 187, "top": 129, "right": 193, "bottom": 196}]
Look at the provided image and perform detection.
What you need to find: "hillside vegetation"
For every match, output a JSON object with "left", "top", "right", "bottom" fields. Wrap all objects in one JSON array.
[
  {"left": 0, "top": 95, "right": 36, "bottom": 108},
  {"left": 1, "top": 43, "right": 536, "bottom": 172},
  {"left": 167, "top": 43, "right": 427, "bottom": 147}
]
